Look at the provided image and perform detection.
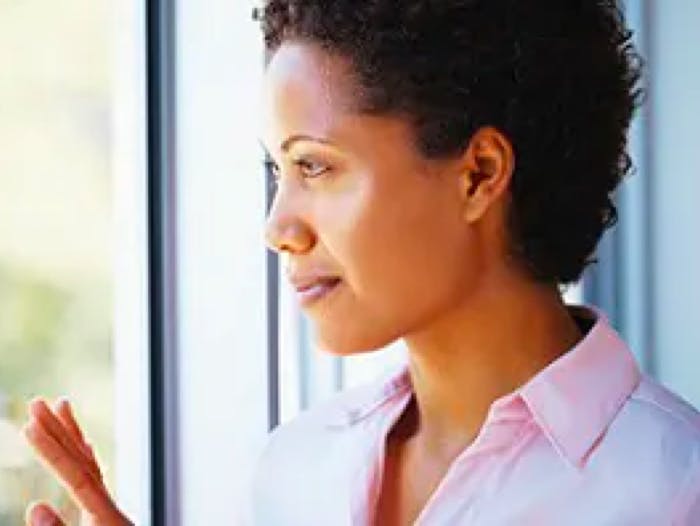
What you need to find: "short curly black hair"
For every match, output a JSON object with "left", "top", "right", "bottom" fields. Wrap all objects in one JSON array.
[{"left": 253, "top": 0, "right": 643, "bottom": 285}]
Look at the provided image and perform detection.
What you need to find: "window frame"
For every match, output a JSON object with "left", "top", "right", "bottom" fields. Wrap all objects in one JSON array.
[{"left": 113, "top": 0, "right": 152, "bottom": 523}]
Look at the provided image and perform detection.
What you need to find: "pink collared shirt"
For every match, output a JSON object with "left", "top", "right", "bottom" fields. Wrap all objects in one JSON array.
[{"left": 245, "top": 306, "right": 700, "bottom": 525}]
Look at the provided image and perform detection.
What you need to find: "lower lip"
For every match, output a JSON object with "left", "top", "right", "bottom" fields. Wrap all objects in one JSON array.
[{"left": 296, "top": 279, "right": 341, "bottom": 307}]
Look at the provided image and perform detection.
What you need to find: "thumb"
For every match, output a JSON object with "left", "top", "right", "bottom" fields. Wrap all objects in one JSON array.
[{"left": 25, "top": 502, "right": 65, "bottom": 526}]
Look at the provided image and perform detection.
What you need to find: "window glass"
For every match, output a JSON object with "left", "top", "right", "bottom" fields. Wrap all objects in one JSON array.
[{"left": 0, "top": 0, "right": 116, "bottom": 522}]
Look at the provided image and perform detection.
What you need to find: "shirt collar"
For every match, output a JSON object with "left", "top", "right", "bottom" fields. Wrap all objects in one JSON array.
[
  {"left": 519, "top": 305, "right": 641, "bottom": 468},
  {"left": 325, "top": 305, "right": 642, "bottom": 469},
  {"left": 324, "top": 361, "right": 411, "bottom": 429}
]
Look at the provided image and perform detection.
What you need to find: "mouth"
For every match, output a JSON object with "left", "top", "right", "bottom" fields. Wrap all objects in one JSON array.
[{"left": 294, "top": 277, "right": 342, "bottom": 307}]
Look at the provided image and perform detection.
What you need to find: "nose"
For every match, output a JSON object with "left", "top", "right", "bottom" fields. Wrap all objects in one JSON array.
[{"left": 264, "top": 203, "right": 316, "bottom": 256}]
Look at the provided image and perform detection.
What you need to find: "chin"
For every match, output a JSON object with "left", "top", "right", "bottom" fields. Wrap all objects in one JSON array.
[{"left": 313, "top": 322, "right": 403, "bottom": 356}]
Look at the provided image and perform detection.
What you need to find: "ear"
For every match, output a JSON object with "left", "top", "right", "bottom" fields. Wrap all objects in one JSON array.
[{"left": 459, "top": 127, "right": 515, "bottom": 223}]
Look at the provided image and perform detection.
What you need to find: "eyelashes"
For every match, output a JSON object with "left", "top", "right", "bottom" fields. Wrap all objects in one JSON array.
[
  {"left": 262, "top": 156, "right": 331, "bottom": 187},
  {"left": 294, "top": 157, "right": 330, "bottom": 178}
]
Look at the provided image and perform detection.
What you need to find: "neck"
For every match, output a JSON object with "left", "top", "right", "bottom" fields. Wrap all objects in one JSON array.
[{"left": 399, "top": 268, "right": 583, "bottom": 461}]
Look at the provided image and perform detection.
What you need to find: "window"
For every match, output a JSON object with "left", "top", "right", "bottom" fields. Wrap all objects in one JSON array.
[
  {"left": 0, "top": 0, "right": 117, "bottom": 522},
  {"left": 0, "top": 0, "right": 150, "bottom": 523}
]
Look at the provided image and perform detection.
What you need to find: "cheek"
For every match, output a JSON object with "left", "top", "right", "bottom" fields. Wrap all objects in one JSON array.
[
  {"left": 312, "top": 175, "right": 477, "bottom": 353},
  {"left": 355, "top": 197, "right": 474, "bottom": 318}
]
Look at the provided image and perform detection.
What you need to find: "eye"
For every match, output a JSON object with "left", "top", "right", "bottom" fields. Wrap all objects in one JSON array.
[
  {"left": 261, "top": 155, "right": 331, "bottom": 188},
  {"left": 294, "top": 157, "right": 330, "bottom": 179}
]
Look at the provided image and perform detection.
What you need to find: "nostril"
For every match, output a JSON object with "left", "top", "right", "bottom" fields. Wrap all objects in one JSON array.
[{"left": 286, "top": 224, "right": 316, "bottom": 254}]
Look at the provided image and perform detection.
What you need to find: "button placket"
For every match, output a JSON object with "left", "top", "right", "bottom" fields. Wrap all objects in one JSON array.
[
  {"left": 413, "top": 416, "right": 531, "bottom": 525},
  {"left": 352, "top": 389, "right": 414, "bottom": 526}
]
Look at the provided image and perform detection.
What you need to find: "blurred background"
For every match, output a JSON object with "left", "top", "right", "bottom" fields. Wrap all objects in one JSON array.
[
  {"left": 0, "top": 1, "right": 698, "bottom": 525},
  {"left": 0, "top": 0, "right": 114, "bottom": 523}
]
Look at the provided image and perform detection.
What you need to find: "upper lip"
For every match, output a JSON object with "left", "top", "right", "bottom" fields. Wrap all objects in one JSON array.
[{"left": 287, "top": 272, "right": 341, "bottom": 292}]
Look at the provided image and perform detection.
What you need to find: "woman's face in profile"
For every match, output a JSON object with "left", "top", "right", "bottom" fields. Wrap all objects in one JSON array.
[{"left": 261, "top": 42, "right": 481, "bottom": 354}]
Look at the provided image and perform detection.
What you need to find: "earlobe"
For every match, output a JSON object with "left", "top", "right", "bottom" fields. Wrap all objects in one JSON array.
[{"left": 462, "top": 168, "right": 494, "bottom": 223}]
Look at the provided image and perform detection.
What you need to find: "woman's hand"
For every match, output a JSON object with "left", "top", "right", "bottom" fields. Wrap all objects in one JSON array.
[{"left": 21, "top": 398, "right": 133, "bottom": 526}]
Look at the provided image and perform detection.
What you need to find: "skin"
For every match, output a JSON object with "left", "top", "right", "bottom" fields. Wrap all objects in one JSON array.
[
  {"left": 262, "top": 42, "right": 583, "bottom": 525},
  {"left": 21, "top": 40, "right": 582, "bottom": 526},
  {"left": 21, "top": 398, "right": 130, "bottom": 525}
]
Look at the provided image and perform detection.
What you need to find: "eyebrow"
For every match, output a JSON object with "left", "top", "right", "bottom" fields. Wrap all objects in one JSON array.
[
  {"left": 281, "top": 134, "right": 335, "bottom": 152},
  {"left": 258, "top": 134, "right": 335, "bottom": 155}
]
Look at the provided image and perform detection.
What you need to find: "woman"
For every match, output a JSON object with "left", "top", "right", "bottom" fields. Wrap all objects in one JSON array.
[{"left": 22, "top": 1, "right": 700, "bottom": 524}]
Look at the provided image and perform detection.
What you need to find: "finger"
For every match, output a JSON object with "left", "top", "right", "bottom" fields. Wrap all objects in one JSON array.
[
  {"left": 22, "top": 416, "right": 112, "bottom": 515},
  {"left": 54, "top": 398, "right": 86, "bottom": 446},
  {"left": 53, "top": 399, "right": 102, "bottom": 479},
  {"left": 25, "top": 501, "right": 65, "bottom": 526},
  {"left": 29, "top": 399, "right": 100, "bottom": 481},
  {"left": 29, "top": 398, "right": 84, "bottom": 459}
]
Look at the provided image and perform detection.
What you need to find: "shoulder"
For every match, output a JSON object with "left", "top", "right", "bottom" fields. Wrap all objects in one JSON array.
[
  {"left": 251, "top": 362, "right": 406, "bottom": 480},
  {"left": 247, "top": 367, "right": 405, "bottom": 523},
  {"left": 628, "top": 374, "right": 700, "bottom": 434},
  {"left": 257, "top": 361, "right": 410, "bottom": 463},
  {"left": 260, "top": 377, "right": 384, "bottom": 457},
  {"left": 605, "top": 374, "right": 700, "bottom": 519},
  {"left": 621, "top": 373, "right": 700, "bottom": 455}
]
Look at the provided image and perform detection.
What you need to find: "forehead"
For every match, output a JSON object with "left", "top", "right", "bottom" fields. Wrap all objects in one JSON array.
[{"left": 261, "top": 42, "right": 358, "bottom": 149}]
